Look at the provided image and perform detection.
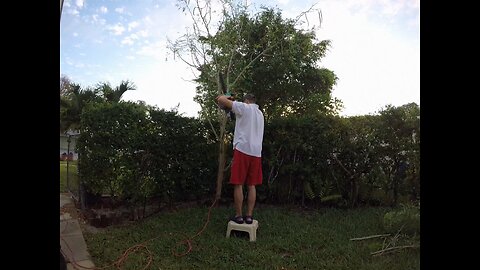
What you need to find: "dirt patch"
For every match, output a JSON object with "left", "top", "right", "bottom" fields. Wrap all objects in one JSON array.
[
  {"left": 61, "top": 199, "right": 106, "bottom": 234},
  {"left": 61, "top": 194, "right": 222, "bottom": 230}
]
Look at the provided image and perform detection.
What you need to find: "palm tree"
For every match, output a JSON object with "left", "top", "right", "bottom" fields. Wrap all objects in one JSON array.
[
  {"left": 60, "top": 84, "right": 101, "bottom": 133},
  {"left": 60, "top": 80, "right": 137, "bottom": 133},
  {"left": 96, "top": 80, "right": 136, "bottom": 103}
]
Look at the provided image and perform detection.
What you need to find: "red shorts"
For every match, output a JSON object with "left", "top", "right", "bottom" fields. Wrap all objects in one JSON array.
[{"left": 230, "top": 149, "right": 263, "bottom": 186}]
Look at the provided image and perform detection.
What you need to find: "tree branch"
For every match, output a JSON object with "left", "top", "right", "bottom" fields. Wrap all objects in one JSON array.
[
  {"left": 267, "top": 146, "right": 284, "bottom": 186},
  {"left": 350, "top": 234, "right": 391, "bottom": 241},
  {"left": 293, "top": 2, "right": 322, "bottom": 29},
  {"left": 230, "top": 40, "right": 279, "bottom": 88},
  {"left": 199, "top": 102, "right": 219, "bottom": 141},
  {"left": 175, "top": 50, "right": 199, "bottom": 69},
  {"left": 226, "top": 3, "right": 245, "bottom": 88},
  {"left": 332, "top": 153, "right": 352, "bottom": 176}
]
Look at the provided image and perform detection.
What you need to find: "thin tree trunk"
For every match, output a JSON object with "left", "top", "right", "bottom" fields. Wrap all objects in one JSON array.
[
  {"left": 214, "top": 116, "right": 227, "bottom": 202},
  {"left": 214, "top": 71, "right": 228, "bottom": 203}
]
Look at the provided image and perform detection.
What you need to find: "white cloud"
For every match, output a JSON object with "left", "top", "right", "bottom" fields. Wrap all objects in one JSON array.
[
  {"left": 90, "top": 14, "right": 106, "bottom": 25},
  {"left": 276, "top": 0, "right": 290, "bottom": 5},
  {"left": 121, "top": 34, "right": 139, "bottom": 46},
  {"left": 128, "top": 21, "right": 140, "bottom": 31},
  {"left": 136, "top": 41, "right": 168, "bottom": 61},
  {"left": 99, "top": 6, "right": 108, "bottom": 14},
  {"left": 64, "top": 57, "right": 86, "bottom": 69},
  {"left": 143, "top": 16, "right": 152, "bottom": 25},
  {"left": 76, "top": 0, "right": 84, "bottom": 8},
  {"left": 107, "top": 23, "right": 126, "bottom": 36},
  {"left": 121, "top": 38, "right": 134, "bottom": 46},
  {"left": 65, "top": 57, "right": 74, "bottom": 66},
  {"left": 73, "top": 32, "right": 78, "bottom": 37},
  {"left": 137, "top": 30, "right": 149, "bottom": 38},
  {"left": 68, "top": 9, "right": 80, "bottom": 16},
  {"left": 115, "top": 7, "right": 125, "bottom": 14},
  {"left": 344, "top": 0, "right": 419, "bottom": 24},
  {"left": 139, "top": 7, "right": 191, "bottom": 41}
]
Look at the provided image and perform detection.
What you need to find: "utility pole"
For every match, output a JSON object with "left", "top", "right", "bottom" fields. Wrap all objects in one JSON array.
[{"left": 66, "top": 133, "right": 71, "bottom": 190}]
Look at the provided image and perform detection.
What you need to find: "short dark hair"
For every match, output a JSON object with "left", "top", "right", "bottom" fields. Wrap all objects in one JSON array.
[{"left": 243, "top": 93, "right": 256, "bottom": 103}]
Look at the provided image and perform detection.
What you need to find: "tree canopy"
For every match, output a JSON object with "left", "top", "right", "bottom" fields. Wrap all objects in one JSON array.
[
  {"left": 192, "top": 7, "right": 340, "bottom": 122},
  {"left": 60, "top": 78, "right": 135, "bottom": 133}
]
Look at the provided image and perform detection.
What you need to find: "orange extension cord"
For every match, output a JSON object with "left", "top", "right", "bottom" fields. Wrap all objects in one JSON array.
[{"left": 60, "top": 198, "right": 218, "bottom": 270}]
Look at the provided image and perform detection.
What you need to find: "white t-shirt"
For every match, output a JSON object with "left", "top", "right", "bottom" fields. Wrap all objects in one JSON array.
[{"left": 231, "top": 101, "right": 264, "bottom": 157}]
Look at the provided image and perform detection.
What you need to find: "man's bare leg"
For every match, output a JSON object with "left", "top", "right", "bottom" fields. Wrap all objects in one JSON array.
[
  {"left": 233, "top": 184, "right": 243, "bottom": 217},
  {"left": 246, "top": 185, "right": 256, "bottom": 217}
]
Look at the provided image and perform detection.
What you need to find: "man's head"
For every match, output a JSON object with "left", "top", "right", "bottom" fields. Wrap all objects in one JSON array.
[{"left": 243, "top": 93, "right": 256, "bottom": 104}]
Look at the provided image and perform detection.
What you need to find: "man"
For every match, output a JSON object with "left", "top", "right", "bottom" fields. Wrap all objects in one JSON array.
[{"left": 216, "top": 93, "right": 264, "bottom": 224}]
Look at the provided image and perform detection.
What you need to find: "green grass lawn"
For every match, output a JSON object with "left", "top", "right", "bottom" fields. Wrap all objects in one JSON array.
[
  {"left": 60, "top": 160, "right": 78, "bottom": 193},
  {"left": 84, "top": 205, "right": 420, "bottom": 270}
]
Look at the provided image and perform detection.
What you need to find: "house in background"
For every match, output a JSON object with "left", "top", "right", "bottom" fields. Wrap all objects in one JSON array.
[{"left": 60, "top": 130, "right": 80, "bottom": 160}]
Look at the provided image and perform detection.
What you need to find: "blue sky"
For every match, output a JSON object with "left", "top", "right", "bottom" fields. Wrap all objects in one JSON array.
[{"left": 60, "top": 0, "right": 419, "bottom": 117}]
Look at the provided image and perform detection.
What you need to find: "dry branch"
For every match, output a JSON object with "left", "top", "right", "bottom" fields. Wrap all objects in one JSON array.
[{"left": 349, "top": 234, "right": 391, "bottom": 241}]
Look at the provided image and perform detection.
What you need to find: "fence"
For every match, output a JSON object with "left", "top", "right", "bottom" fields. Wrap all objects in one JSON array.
[{"left": 60, "top": 132, "right": 85, "bottom": 209}]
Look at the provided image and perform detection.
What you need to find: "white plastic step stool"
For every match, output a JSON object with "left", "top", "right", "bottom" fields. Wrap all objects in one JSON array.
[{"left": 226, "top": 220, "right": 259, "bottom": 242}]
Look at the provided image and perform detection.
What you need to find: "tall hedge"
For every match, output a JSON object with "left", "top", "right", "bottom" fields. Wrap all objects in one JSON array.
[
  {"left": 76, "top": 101, "right": 217, "bottom": 207},
  {"left": 76, "top": 101, "right": 419, "bottom": 208}
]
